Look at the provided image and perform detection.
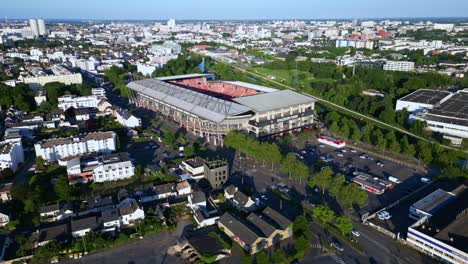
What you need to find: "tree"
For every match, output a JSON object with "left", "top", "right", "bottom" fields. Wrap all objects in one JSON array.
[
  {"left": 35, "top": 156, "right": 47, "bottom": 171},
  {"left": 184, "top": 144, "right": 195, "bottom": 158},
  {"left": 312, "top": 205, "right": 335, "bottom": 224},
  {"left": 272, "top": 248, "right": 287, "bottom": 264},
  {"left": 163, "top": 131, "right": 176, "bottom": 147},
  {"left": 329, "top": 174, "right": 345, "bottom": 197},
  {"left": 337, "top": 184, "right": 368, "bottom": 208},
  {"left": 293, "top": 161, "right": 309, "bottom": 185},
  {"left": 54, "top": 175, "right": 71, "bottom": 201},
  {"left": 334, "top": 216, "right": 353, "bottom": 235},
  {"left": 361, "top": 124, "right": 373, "bottom": 144},
  {"left": 329, "top": 121, "right": 340, "bottom": 136},
  {"left": 265, "top": 143, "right": 282, "bottom": 170},
  {"left": 280, "top": 153, "right": 297, "bottom": 179},
  {"left": 293, "top": 215, "right": 310, "bottom": 239},
  {"left": 256, "top": 251, "right": 269, "bottom": 264},
  {"left": 294, "top": 235, "right": 310, "bottom": 257},
  {"left": 312, "top": 167, "right": 333, "bottom": 195},
  {"left": 417, "top": 140, "right": 433, "bottom": 164}
]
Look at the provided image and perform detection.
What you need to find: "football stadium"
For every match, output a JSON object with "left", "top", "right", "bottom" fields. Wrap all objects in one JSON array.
[{"left": 127, "top": 73, "right": 316, "bottom": 144}]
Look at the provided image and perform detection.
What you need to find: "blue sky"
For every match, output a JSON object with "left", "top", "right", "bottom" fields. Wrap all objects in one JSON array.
[{"left": 2, "top": 0, "right": 468, "bottom": 20}]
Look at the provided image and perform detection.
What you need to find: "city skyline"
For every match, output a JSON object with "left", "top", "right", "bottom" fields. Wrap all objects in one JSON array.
[{"left": 2, "top": 0, "right": 468, "bottom": 20}]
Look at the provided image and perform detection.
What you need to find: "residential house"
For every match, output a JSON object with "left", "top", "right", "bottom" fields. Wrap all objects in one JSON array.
[
  {"left": 176, "top": 181, "right": 191, "bottom": 196},
  {"left": 36, "top": 223, "right": 70, "bottom": 247},
  {"left": 116, "top": 108, "right": 141, "bottom": 128},
  {"left": 224, "top": 185, "right": 256, "bottom": 212},
  {"left": 39, "top": 203, "right": 74, "bottom": 222},
  {"left": 86, "top": 196, "right": 115, "bottom": 213},
  {"left": 71, "top": 215, "right": 100, "bottom": 238},
  {"left": 188, "top": 191, "right": 219, "bottom": 227},
  {"left": 0, "top": 183, "right": 12, "bottom": 202},
  {"left": 0, "top": 211, "right": 9, "bottom": 227},
  {"left": 118, "top": 198, "right": 145, "bottom": 226},
  {"left": 180, "top": 157, "right": 205, "bottom": 180},
  {"left": 217, "top": 212, "right": 265, "bottom": 254},
  {"left": 102, "top": 208, "right": 120, "bottom": 232}
]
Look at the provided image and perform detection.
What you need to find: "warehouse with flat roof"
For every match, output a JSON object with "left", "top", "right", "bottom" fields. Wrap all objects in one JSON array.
[{"left": 127, "top": 74, "right": 316, "bottom": 144}]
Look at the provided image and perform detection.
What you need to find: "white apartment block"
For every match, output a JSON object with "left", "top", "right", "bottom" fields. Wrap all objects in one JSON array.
[
  {"left": 57, "top": 95, "right": 101, "bottom": 110},
  {"left": 383, "top": 60, "right": 415, "bottom": 72},
  {"left": 19, "top": 73, "right": 82, "bottom": 88},
  {"left": 67, "top": 152, "right": 134, "bottom": 184},
  {"left": 0, "top": 140, "right": 24, "bottom": 172},
  {"left": 34, "top": 131, "right": 116, "bottom": 162},
  {"left": 93, "top": 153, "right": 134, "bottom": 183},
  {"left": 91, "top": 88, "right": 106, "bottom": 98}
]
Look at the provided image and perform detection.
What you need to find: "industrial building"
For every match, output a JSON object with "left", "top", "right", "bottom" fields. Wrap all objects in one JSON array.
[
  {"left": 396, "top": 89, "right": 468, "bottom": 144},
  {"left": 406, "top": 185, "right": 467, "bottom": 264},
  {"left": 127, "top": 74, "right": 316, "bottom": 144}
]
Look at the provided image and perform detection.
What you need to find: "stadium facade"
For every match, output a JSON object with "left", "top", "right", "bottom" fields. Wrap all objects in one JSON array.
[{"left": 127, "top": 74, "right": 316, "bottom": 144}]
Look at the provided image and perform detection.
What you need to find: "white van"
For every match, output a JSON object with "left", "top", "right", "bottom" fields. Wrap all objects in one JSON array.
[{"left": 388, "top": 176, "right": 401, "bottom": 184}]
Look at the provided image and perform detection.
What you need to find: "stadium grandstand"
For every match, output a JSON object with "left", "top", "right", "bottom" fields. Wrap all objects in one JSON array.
[{"left": 127, "top": 73, "right": 316, "bottom": 144}]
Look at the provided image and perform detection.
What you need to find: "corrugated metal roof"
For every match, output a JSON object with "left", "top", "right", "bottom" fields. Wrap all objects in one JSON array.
[
  {"left": 233, "top": 90, "right": 316, "bottom": 112},
  {"left": 222, "top": 81, "right": 278, "bottom": 93},
  {"left": 156, "top": 73, "right": 215, "bottom": 81},
  {"left": 127, "top": 79, "right": 253, "bottom": 123}
]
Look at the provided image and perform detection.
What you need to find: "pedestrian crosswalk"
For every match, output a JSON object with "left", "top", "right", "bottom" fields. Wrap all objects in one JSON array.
[{"left": 310, "top": 243, "right": 322, "bottom": 249}]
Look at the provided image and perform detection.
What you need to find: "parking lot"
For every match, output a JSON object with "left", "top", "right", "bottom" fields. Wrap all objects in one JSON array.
[{"left": 292, "top": 141, "right": 433, "bottom": 211}]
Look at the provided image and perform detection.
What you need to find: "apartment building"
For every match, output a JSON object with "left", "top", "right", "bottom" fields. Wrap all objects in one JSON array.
[
  {"left": 383, "top": 60, "right": 415, "bottom": 72},
  {"left": 34, "top": 131, "right": 116, "bottom": 162},
  {"left": 67, "top": 153, "right": 134, "bottom": 184},
  {"left": 57, "top": 95, "right": 101, "bottom": 111},
  {"left": 0, "top": 140, "right": 24, "bottom": 172}
]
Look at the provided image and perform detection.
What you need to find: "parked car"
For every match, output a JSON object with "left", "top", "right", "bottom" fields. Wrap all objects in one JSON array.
[
  {"left": 388, "top": 176, "right": 401, "bottom": 184},
  {"left": 421, "top": 177, "right": 432, "bottom": 183},
  {"left": 331, "top": 242, "right": 344, "bottom": 252},
  {"left": 350, "top": 148, "right": 357, "bottom": 153},
  {"left": 340, "top": 148, "right": 347, "bottom": 153},
  {"left": 336, "top": 152, "right": 344, "bottom": 157},
  {"left": 376, "top": 161, "right": 384, "bottom": 167},
  {"left": 359, "top": 153, "right": 367, "bottom": 159},
  {"left": 351, "top": 230, "right": 360, "bottom": 237},
  {"left": 377, "top": 211, "right": 392, "bottom": 220}
]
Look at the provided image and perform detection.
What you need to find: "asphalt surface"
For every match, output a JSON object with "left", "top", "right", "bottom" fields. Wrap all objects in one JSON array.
[{"left": 60, "top": 231, "right": 185, "bottom": 264}]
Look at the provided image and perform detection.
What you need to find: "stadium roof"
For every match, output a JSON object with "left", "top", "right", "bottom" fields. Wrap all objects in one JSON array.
[
  {"left": 156, "top": 73, "right": 215, "bottom": 81},
  {"left": 222, "top": 81, "right": 278, "bottom": 93},
  {"left": 233, "top": 89, "right": 316, "bottom": 112},
  {"left": 127, "top": 78, "right": 253, "bottom": 123}
]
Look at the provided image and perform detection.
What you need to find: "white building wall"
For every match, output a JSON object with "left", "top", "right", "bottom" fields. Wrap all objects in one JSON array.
[
  {"left": 407, "top": 227, "right": 468, "bottom": 264},
  {"left": 93, "top": 161, "right": 134, "bottom": 182}
]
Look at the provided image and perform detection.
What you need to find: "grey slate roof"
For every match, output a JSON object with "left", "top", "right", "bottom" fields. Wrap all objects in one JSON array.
[
  {"left": 218, "top": 212, "right": 260, "bottom": 246},
  {"left": 262, "top": 207, "right": 291, "bottom": 230},
  {"left": 233, "top": 89, "right": 316, "bottom": 112},
  {"left": 127, "top": 78, "right": 252, "bottom": 123}
]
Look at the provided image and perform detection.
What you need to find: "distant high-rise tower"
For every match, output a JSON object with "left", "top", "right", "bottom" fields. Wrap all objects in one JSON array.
[
  {"left": 37, "top": 19, "right": 46, "bottom": 36},
  {"left": 29, "top": 19, "right": 39, "bottom": 37},
  {"left": 167, "top": 19, "right": 176, "bottom": 28},
  {"left": 352, "top": 19, "right": 358, "bottom": 27}
]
